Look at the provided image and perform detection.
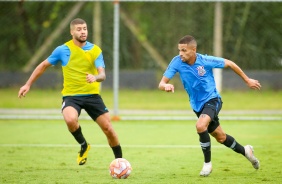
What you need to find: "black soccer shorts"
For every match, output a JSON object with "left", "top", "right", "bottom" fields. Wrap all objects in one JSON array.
[
  {"left": 194, "top": 97, "right": 223, "bottom": 133},
  {"left": 62, "top": 94, "right": 109, "bottom": 121}
]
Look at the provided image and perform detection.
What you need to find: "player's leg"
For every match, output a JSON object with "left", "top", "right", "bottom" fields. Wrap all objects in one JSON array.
[
  {"left": 84, "top": 95, "right": 122, "bottom": 159},
  {"left": 62, "top": 97, "right": 90, "bottom": 165},
  {"left": 211, "top": 125, "right": 245, "bottom": 154},
  {"left": 210, "top": 125, "right": 260, "bottom": 169},
  {"left": 196, "top": 114, "right": 212, "bottom": 176},
  {"left": 195, "top": 97, "right": 223, "bottom": 176},
  {"left": 95, "top": 112, "right": 122, "bottom": 158},
  {"left": 196, "top": 114, "right": 212, "bottom": 163},
  {"left": 62, "top": 106, "right": 80, "bottom": 131}
]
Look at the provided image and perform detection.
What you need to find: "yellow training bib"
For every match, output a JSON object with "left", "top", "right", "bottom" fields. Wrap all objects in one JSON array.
[{"left": 61, "top": 40, "right": 102, "bottom": 96}]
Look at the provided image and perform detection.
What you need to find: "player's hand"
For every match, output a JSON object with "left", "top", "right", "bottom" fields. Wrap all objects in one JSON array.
[
  {"left": 246, "top": 78, "right": 261, "bottom": 90},
  {"left": 164, "top": 84, "right": 175, "bottom": 93},
  {"left": 18, "top": 85, "right": 30, "bottom": 98},
  {"left": 86, "top": 73, "right": 96, "bottom": 83}
]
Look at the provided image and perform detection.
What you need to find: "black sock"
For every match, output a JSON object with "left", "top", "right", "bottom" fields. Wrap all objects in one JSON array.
[
  {"left": 198, "top": 130, "right": 211, "bottom": 163},
  {"left": 222, "top": 134, "right": 245, "bottom": 156},
  {"left": 71, "top": 126, "right": 87, "bottom": 150},
  {"left": 111, "top": 145, "right": 122, "bottom": 158}
]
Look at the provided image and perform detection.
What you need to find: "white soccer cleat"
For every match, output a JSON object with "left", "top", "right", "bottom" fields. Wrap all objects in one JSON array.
[
  {"left": 200, "top": 162, "right": 212, "bottom": 177},
  {"left": 244, "top": 145, "right": 260, "bottom": 169}
]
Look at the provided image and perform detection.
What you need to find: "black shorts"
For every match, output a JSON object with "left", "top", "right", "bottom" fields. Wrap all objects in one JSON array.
[
  {"left": 194, "top": 97, "right": 223, "bottom": 133},
  {"left": 62, "top": 95, "right": 109, "bottom": 121}
]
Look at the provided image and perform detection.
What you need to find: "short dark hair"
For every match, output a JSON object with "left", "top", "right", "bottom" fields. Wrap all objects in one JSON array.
[
  {"left": 70, "top": 18, "right": 86, "bottom": 29},
  {"left": 178, "top": 35, "right": 197, "bottom": 47}
]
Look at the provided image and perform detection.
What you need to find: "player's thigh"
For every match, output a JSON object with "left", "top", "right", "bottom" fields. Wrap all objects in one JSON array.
[
  {"left": 62, "top": 106, "right": 79, "bottom": 124},
  {"left": 62, "top": 96, "right": 82, "bottom": 123},
  {"left": 196, "top": 114, "right": 211, "bottom": 132}
]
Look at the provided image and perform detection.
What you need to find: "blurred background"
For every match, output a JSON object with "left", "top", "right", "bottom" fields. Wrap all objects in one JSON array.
[{"left": 0, "top": 0, "right": 281, "bottom": 90}]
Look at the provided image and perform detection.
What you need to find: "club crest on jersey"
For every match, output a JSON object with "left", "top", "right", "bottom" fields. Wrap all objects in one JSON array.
[{"left": 197, "top": 66, "right": 206, "bottom": 76}]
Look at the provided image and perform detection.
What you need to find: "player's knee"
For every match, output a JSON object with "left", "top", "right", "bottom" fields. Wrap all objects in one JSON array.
[
  {"left": 102, "top": 123, "right": 115, "bottom": 135},
  {"left": 216, "top": 138, "right": 224, "bottom": 143},
  {"left": 64, "top": 116, "right": 78, "bottom": 129},
  {"left": 196, "top": 122, "right": 207, "bottom": 133},
  {"left": 64, "top": 116, "right": 77, "bottom": 124},
  {"left": 215, "top": 134, "right": 226, "bottom": 143}
]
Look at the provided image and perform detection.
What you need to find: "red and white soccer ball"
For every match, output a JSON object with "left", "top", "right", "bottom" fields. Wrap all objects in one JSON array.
[{"left": 109, "top": 158, "right": 132, "bottom": 179}]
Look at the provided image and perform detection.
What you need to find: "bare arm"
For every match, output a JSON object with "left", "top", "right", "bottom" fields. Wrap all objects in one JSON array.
[
  {"left": 86, "top": 67, "right": 106, "bottom": 83},
  {"left": 18, "top": 60, "right": 52, "bottom": 98},
  {"left": 224, "top": 59, "right": 261, "bottom": 90},
  {"left": 158, "top": 76, "right": 174, "bottom": 93}
]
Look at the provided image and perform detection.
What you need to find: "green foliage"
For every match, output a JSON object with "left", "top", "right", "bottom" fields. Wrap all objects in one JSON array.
[
  {"left": 223, "top": 3, "right": 282, "bottom": 69},
  {"left": 0, "top": 2, "right": 75, "bottom": 71},
  {"left": 0, "top": 2, "right": 281, "bottom": 71},
  {"left": 0, "top": 119, "right": 281, "bottom": 183}
]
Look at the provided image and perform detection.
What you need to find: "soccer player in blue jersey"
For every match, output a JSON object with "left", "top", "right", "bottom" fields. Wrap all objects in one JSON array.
[
  {"left": 159, "top": 35, "right": 261, "bottom": 176},
  {"left": 18, "top": 18, "right": 122, "bottom": 165}
]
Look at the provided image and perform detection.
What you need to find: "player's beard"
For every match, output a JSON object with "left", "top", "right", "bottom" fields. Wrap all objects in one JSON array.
[{"left": 75, "top": 35, "right": 87, "bottom": 43}]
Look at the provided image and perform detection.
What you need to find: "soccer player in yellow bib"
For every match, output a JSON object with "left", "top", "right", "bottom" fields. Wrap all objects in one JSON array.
[{"left": 18, "top": 18, "right": 122, "bottom": 165}]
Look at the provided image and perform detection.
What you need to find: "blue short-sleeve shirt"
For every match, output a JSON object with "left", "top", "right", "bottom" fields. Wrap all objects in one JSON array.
[{"left": 164, "top": 53, "right": 225, "bottom": 112}]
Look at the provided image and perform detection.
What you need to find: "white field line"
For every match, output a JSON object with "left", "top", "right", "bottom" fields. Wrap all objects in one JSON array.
[
  {"left": 119, "top": 116, "right": 282, "bottom": 121},
  {"left": 1, "top": 108, "right": 282, "bottom": 115},
  {"left": 0, "top": 144, "right": 263, "bottom": 148},
  {"left": 0, "top": 144, "right": 226, "bottom": 148},
  {"left": 0, "top": 115, "right": 281, "bottom": 121},
  {"left": 0, "top": 108, "right": 281, "bottom": 121}
]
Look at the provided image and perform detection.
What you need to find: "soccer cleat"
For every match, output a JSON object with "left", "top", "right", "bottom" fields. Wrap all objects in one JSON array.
[
  {"left": 200, "top": 162, "right": 212, "bottom": 177},
  {"left": 77, "top": 143, "right": 91, "bottom": 165},
  {"left": 244, "top": 145, "right": 260, "bottom": 169}
]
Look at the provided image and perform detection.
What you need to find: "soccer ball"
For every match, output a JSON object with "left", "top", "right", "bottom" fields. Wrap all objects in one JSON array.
[{"left": 109, "top": 158, "right": 132, "bottom": 179}]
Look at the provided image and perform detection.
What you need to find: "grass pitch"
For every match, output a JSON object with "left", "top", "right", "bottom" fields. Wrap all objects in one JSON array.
[
  {"left": 1, "top": 88, "right": 282, "bottom": 110},
  {"left": 0, "top": 88, "right": 282, "bottom": 183},
  {"left": 1, "top": 119, "right": 282, "bottom": 184}
]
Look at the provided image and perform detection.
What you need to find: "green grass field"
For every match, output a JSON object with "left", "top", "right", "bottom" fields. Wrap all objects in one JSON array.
[
  {"left": 1, "top": 119, "right": 282, "bottom": 184},
  {"left": 1, "top": 88, "right": 282, "bottom": 110},
  {"left": 0, "top": 88, "right": 282, "bottom": 183}
]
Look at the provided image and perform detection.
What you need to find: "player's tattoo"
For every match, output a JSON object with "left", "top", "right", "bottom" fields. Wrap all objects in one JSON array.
[{"left": 200, "top": 114, "right": 206, "bottom": 118}]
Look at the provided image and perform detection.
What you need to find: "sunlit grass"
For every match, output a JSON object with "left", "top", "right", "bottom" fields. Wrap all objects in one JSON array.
[
  {"left": 1, "top": 88, "right": 282, "bottom": 110},
  {"left": 0, "top": 119, "right": 281, "bottom": 183}
]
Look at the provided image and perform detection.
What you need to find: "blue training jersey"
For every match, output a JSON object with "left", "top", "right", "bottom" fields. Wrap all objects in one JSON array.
[
  {"left": 47, "top": 41, "right": 105, "bottom": 68},
  {"left": 163, "top": 53, "right": 225, "bottom": 112}
]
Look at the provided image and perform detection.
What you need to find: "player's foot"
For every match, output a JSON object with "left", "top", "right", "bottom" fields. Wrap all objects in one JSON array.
[
  {"left": 77, "top": 143, "right": 90, "bottom": 165},
  {"left": 244, "top": 145, "right": 260, "bottom": 169},
  {"left": 200, "top": 162, "right": 212, "bottom": 177}
]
